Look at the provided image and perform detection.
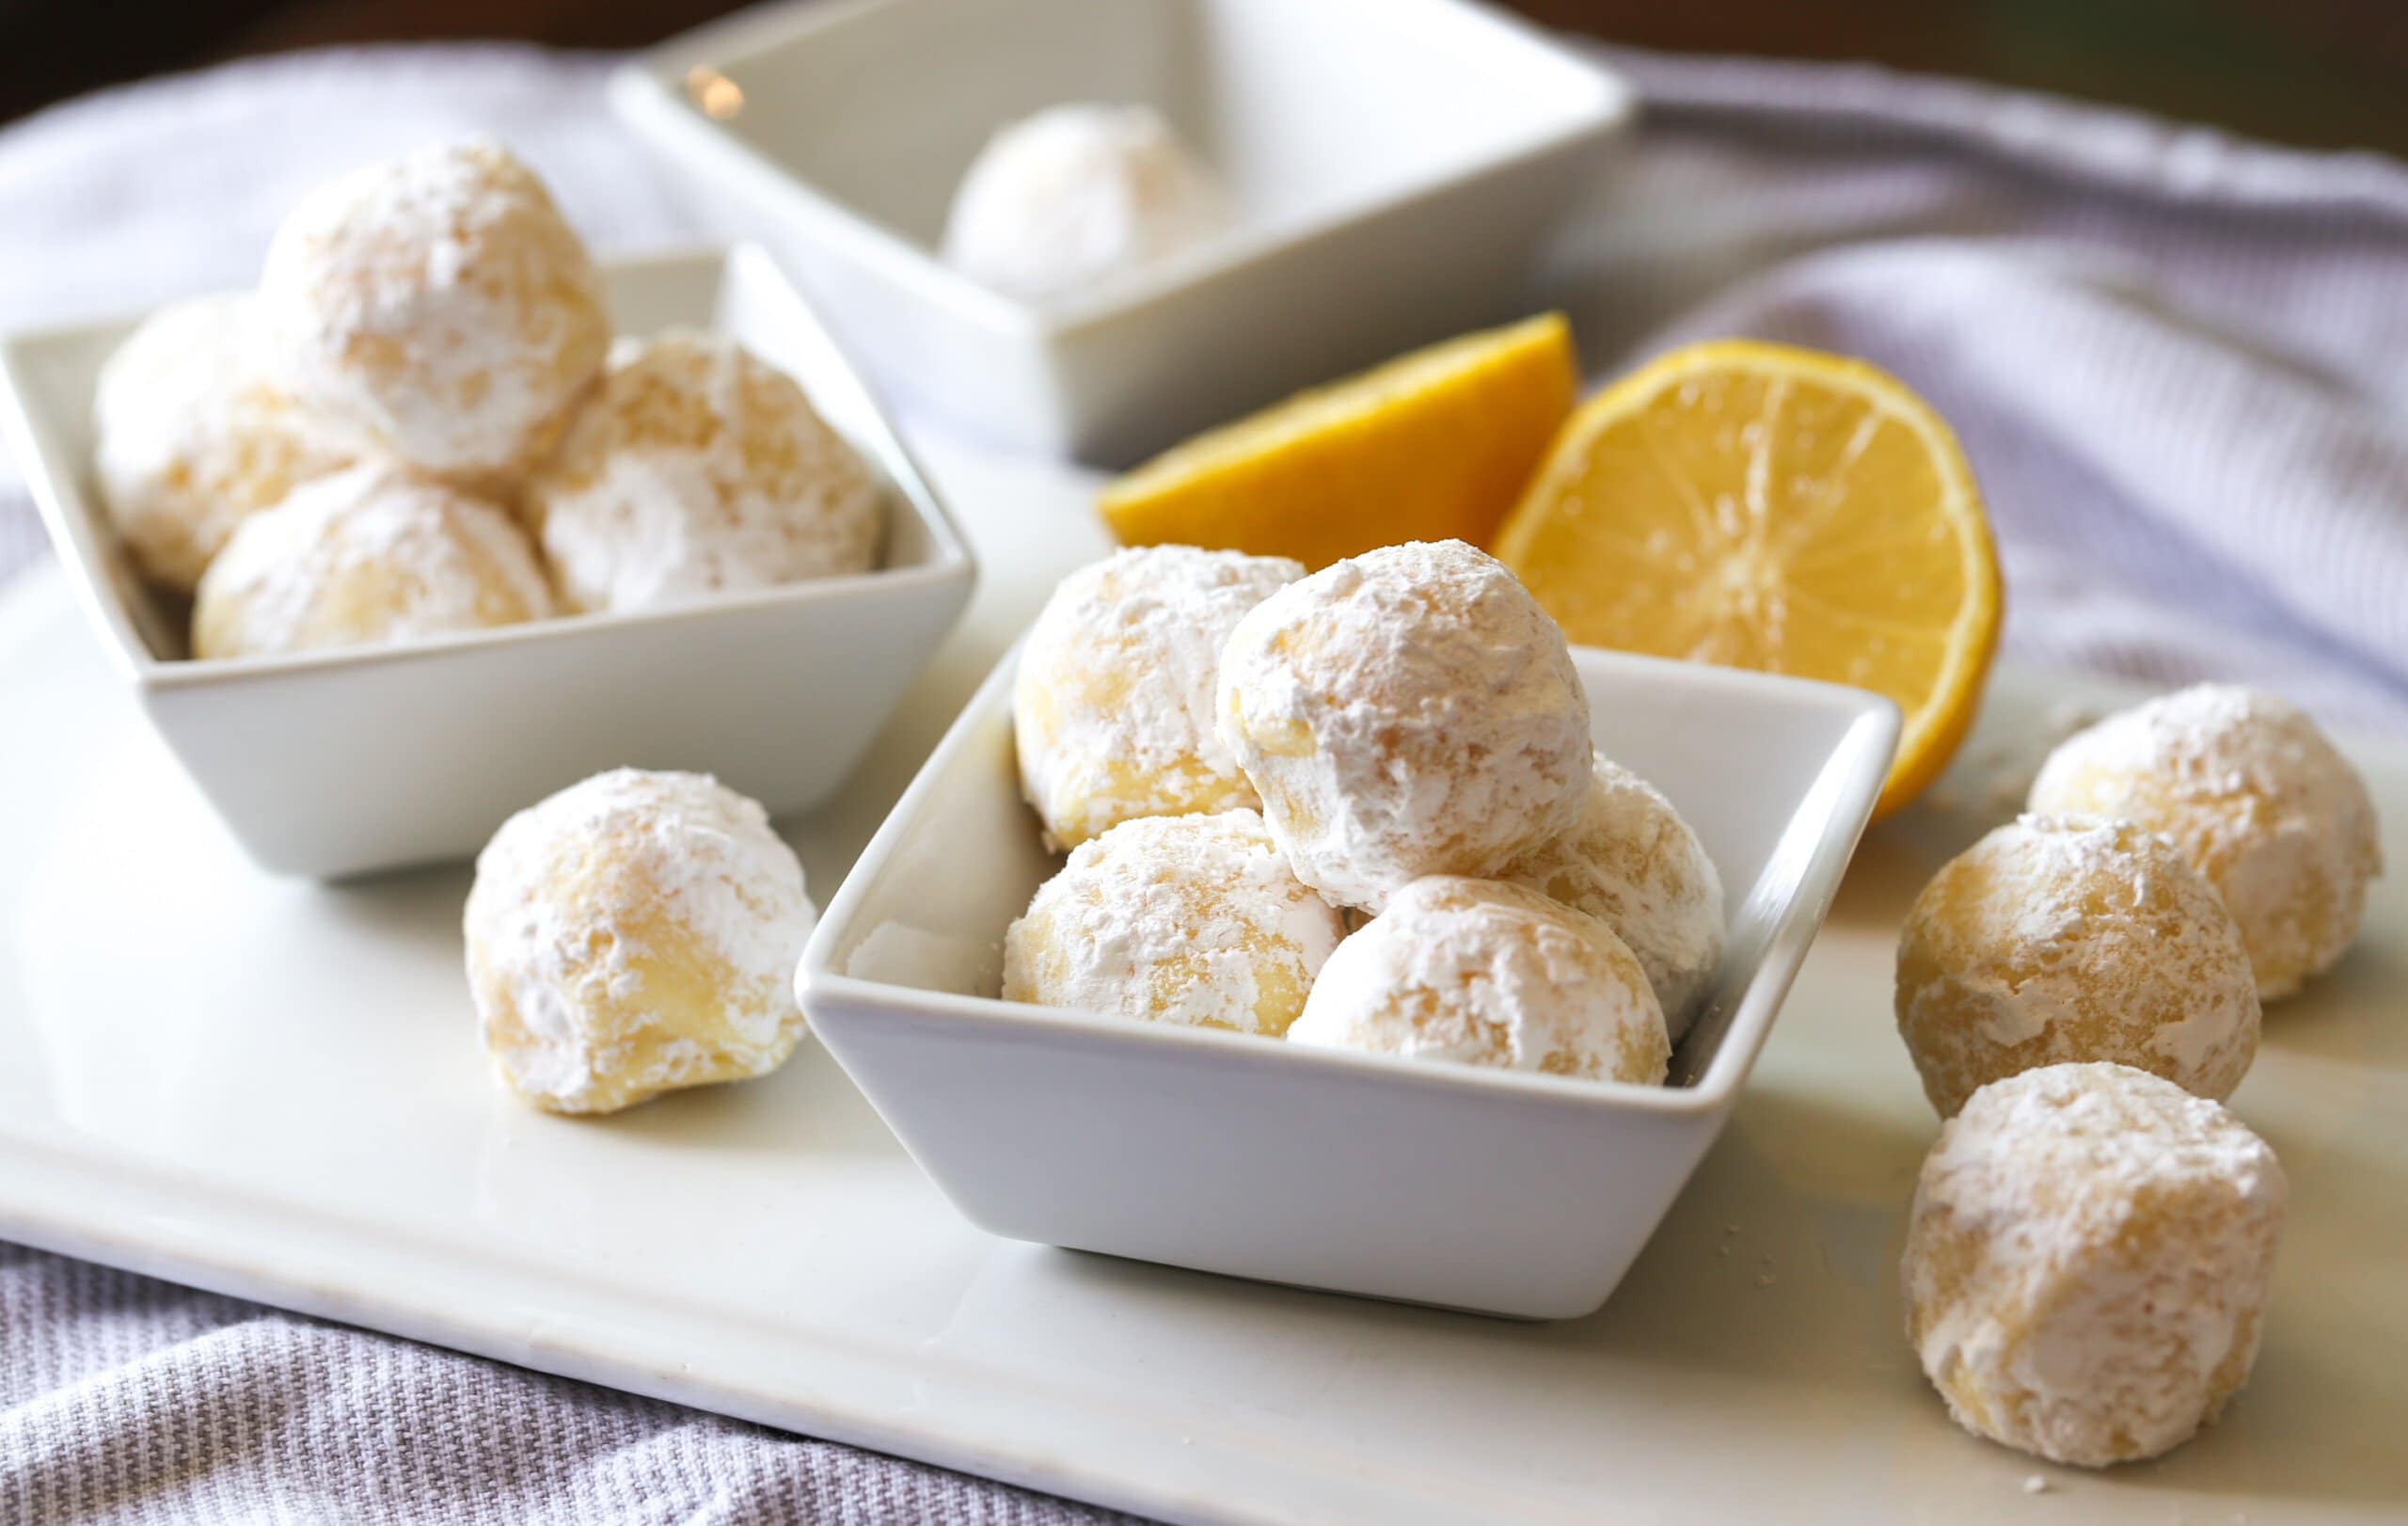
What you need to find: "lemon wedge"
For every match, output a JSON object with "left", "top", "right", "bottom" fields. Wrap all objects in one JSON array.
[{"left": 1099, "top": 313, "right": 1577, "bottom": 569}]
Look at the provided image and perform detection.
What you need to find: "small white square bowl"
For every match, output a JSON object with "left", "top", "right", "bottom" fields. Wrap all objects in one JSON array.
[
  {"left": 799, "top": 644, "right": 1898, "bottom": 1319},
  {"left": 0, "top": 245, "right": 976, "bottom": 880},
  {"left": 610, "top": 0, "right": 1636, "bottom": 462}
]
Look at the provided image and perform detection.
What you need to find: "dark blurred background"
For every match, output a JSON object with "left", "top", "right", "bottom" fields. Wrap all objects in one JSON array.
[{"left": 1, "top": 0, "right": 2403, "bottom": 153}]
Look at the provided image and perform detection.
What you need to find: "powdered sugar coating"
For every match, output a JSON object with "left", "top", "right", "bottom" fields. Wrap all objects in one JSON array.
[
  {"left": 1903, "top": 1062, "right": 2288, "bottom": 1467},
  {"left": 529, "top": 329, "right": 883, "bottom": 612},
  {"left": 2030, "top": 684, "right": 2381, "bottom": 999},
  {"left": 91, "top": 294, "right": 353, "bottom": 593},
  {"left": 1216, "top": 540, "right": 1592, "bottom": 913},
  {"left": 1498, "top": 753, "right": 1725, "bottom": 1041},
  {"left": 1895, "top": 814, "right": 2260, "bottom": 1117},
  {"left": 1014, "top": 545, "right": 1304, "bottom": 850},
  {"left": 943, "top": 103, "right": 1232, "bottom": 303},
  {"left": 260, "top": 139, "right": 609, "bottom": 483},
  {"left": 465, "top": 769, "right": 816, "bottom": 1115},
  {"left": 1291, "top": 876, "right": 1669, "bottom": 1084},
  {"left": 1003, "top": 810, "right": 1343, "bottom": 1036},
  {"left": 191, "top": 461, "right": 552, "bottom": 659}
]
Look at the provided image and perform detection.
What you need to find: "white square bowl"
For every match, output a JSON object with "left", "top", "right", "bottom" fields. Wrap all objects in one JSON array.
[
  {"left": 610, "top": 0, "right": 1635, "bottom": 463},
  {"left": 0, "top": 245, "right": 976, "bottom": 880},
  {"left": 798, "top": 643, "right": 1899, "bottom": 1319}
]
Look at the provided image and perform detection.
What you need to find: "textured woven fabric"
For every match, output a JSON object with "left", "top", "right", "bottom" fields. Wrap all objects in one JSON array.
[
  {"left": 1551, "top": 49, "right": 2408, "bottom": 733},
  {"left": 2, "top": 33, "right": 2406, "bottom": 1526},
  {"left": 0, "top": 1249, "right": 1128, "bottom": 1525}
]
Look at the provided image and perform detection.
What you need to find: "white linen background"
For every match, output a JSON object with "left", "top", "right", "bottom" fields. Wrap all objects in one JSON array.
[{"left": 0, "top": 33, "right": 2403, "bottom": 1525}]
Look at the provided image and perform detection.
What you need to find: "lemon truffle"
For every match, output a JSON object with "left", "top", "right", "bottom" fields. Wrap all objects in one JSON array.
[
  {"left": 1895, "top": 814, "right": 2260, "bottom": 1117},
  {"left": 1003, "top": 809, "right": 1343, "bottom": 1036},
  {"left": 261, "top": 139, "right": 609, "bottom": 484},
  {"left": 1216, "top": 539, "right": 1592, "bottom": 912},
  {"left": 943, "top": 103, "right": 1232, "bottom": 303},
  {"left": 465, "top": 769, "right": 816, "bottom": 1114},
  {"left": 1497, "top": 753, "right": 1725, "bottom": 1040},
  {"left": 91, "top": 293, "right": 352, "bottom": 593},
  {"left": 1014, "top": 545, "right": 1304, "bottom": 850},
  {"left": 2030, "top": 684, "right": 2381, "bottom": 999},
  {"left": 1903, "top": 1061, "right": 2288, "bottom": 1467},
  {"left": 1290, "top": 877, "right": 1670, "bottom": 1085},
  {"left": 191, "top": 461, "right": 551, "bottom": 660},
  {"left": 527, "top": 329, "right": 883, "bottom": 612}
]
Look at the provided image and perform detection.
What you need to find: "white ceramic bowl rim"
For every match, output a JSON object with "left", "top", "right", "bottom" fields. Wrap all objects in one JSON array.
[
  {"left": 616, "top": 0, "right": 1638, "bottom": 338},
  {"left": 128, "top": 553, "right": 972, "bottom": 688},
  {"left": 798, "top": 640, "right": 1898, "bottom": 1119},
  {"left": 0, "top": 244, "right": 977, "bottom": 692}
]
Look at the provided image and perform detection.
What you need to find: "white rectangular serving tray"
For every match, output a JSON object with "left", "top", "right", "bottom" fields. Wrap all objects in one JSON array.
[{"left": 2, "top": 435, "right": 2403, "bottom": 1524}]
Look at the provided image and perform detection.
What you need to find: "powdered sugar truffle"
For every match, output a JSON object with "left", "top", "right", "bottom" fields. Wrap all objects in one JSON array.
[
  {"left": 1003, "top": 810, "right": 1343, "bottom": 1037},
  {"left": 2030, "top": 684, "right": 2380, "bottom": 999},
  {"left": 528, "top": 329, "right": 883, "bottom": 612},
  {"left": 943, "top": 103, "right": 1231, "bottom": 303},
  {"left": 92, "top": 294, "right": 353, "bottom": 593},
  {"left": 191, "top": 461, "right": 551, "bottom": 659},
  {"left": 260, "top": 139, "right": 609, "bottom": 484},
  {"left": 1291, "top": 876, "right": 1669, "bottom": 1085},
  {"left": 1903, "top": 1062, "right": 2287, "bottom": 1466},
  {"left": 1895, "top": 814, "right": 2260, "bottom": 1117},
  {"left": 465, "top": 769, "right": 816, "bottom": 1114},
  {"left": 1015, "top": 546, "right": 1304, "bottom": 850},
  {"left": 1498, "top": 754, "right": 1724, "bottom": 1040},
  {"left": 1216, "top": 540, "right": 1592, "bottom": 912}
]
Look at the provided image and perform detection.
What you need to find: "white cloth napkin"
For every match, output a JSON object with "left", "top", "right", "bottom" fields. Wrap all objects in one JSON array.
[{"left": 3, "top": 34, "right": 2406, "bottom": 1525}]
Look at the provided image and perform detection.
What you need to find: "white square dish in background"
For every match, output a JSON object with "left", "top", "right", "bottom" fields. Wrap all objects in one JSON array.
[
  {"left": 611, "top": 0, "right": 1636, "bottom": 462},
  {"left": 0, "top": 245, "right": 976, "bottom": 880},
  {"left": 799, "top": 643, "right": 1899, "bottom": 1320}
]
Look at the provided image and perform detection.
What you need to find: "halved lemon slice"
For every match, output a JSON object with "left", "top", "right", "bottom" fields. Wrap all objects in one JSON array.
[
  {"left": 1495, "top": 340, "right": 2001, "bottom": 817},
  {"left": 1099, "top": 313, "right": 1577, "bottom": 569}
]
